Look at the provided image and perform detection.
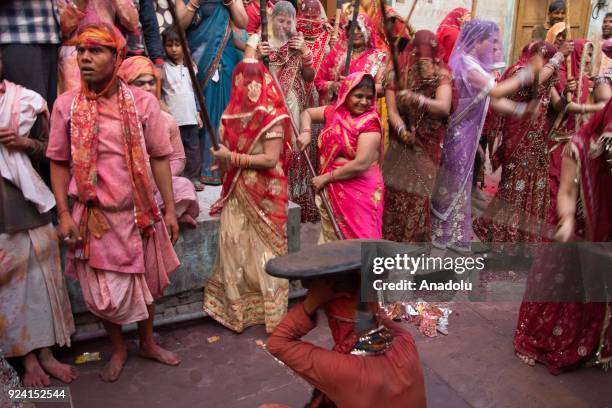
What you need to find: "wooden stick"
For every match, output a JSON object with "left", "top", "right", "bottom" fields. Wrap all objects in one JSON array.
[
  {"left": 344, "top": 0, "right": 362, "bottom": 76},
  {"left": 260, "top": 0, "right": 270, "bottom": 67},
  {"left": 471, "top": 0, "right": 478, "bottom": 19},
  {"left": 333, "top": 8, "right": 341, "bottom": 41},
  {"left": 405, "top": 0, "right": 418, "bottom": 26},
  {"left": 265, "top": 70, "right": 345, "bottom": 240},
  {"left": 379, "top": 0, "right": 400, "bottom": 90},
  {"left": 565, "top": 0, "right": 573, "bottom": 80},
  {"left": 167, "top": 0, "right": 219, "bottom": 150}
]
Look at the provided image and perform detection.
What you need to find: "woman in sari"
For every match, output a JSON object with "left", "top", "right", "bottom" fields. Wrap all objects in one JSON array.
[
  {"left": 382, "top": 30, "right": 452, "bottom": 243},
  {"left": 545, "top": 22, "right": 567, "bottom": 49},
  {"left": 547, "top": 39, "right": 605, "bottom": 226},
  {"left": 203, "top": 55, "right": 292, "bottom": 334},
  {"left": 473, "top": 42, "right": 563, "bottom": 253},
  {"left": 315, "top": 14, "right": 386, "bottom": 106},
  {"left": 259, "top": 1, "right": 317, "bottom": 222},
  {"left": 298, "top": 72, "right": 384, "bottom": 241},
  {"left": 514, "top": 98, "right": 612, "bottom": 374},
  {"left": 297, "top": 0, "right": 332, "bottom": 108},
  {"left": 260, "top": 1, "right": 315, "bottom": 124},
  {"left": 436, "top": 8, "right": 471, "bottom": 64},
  {"left": 175, "top": 0, "right": 248, "bottom": 185},
  {"left": 430, "top": 20, "right": 543, "bottom": 253},
  {"left": 117, "top": 56, "right": 200, "bottom": 228}
]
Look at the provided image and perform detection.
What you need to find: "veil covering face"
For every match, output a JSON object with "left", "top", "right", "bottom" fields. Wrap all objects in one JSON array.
[
  {"left": 449, "top": 19, "right": 505, "bottom": 74},
  {"left": 269, "top": 1, "right": 297, "bottom": 47}
]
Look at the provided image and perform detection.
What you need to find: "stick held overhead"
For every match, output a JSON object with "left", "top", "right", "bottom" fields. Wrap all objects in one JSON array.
[{"left": 344, "top": 0, "right": 362, "bottom": 76}]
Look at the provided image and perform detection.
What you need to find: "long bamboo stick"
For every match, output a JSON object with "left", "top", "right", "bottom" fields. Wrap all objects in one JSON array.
[
  {"left": 405, "top": 0, "right": 418, "bottom": 26},
  {"left": 344, "top": 0, "right": 362, "bottom": 76},
  {"left": 267, "top": 73, "right": 345, "bottom": 239},
  {"left": 471, "top": 0, "right": 478, "bottom": 19}
]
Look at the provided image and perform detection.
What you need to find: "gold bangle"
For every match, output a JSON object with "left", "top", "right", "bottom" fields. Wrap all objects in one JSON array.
[
  {"left": 186, "top": 4, "right": 197, "bottom": 13},
  {"left": 189, "top": 0, "right": 201, "bottom": 8}
]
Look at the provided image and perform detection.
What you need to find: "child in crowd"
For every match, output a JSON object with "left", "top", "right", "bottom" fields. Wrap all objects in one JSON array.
[{"left": 161, "top": 26, "right": 204, "bottom": 191}]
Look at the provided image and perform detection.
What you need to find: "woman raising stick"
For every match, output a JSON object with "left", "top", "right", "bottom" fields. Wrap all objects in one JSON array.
[
  {"left": 203, "top": 44, "right": 292, "bottom": 334},
  {"left": 383, "top": 30, "right": 452, "bottom": 244}
]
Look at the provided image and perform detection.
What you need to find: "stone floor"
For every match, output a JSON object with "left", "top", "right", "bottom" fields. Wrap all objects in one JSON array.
[
  {"left": 38, "top": 217, "right": 611, "bottom": 408},
  {"left": 42, "top": 300, "right": 611, "bottom": 408},
  {"left": 29, "top": 170, "right": 612, "bottom": 408}
]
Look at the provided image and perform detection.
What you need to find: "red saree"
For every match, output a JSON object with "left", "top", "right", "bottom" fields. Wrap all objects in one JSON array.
[
  {"left": 514, "top": 101, "right": 612, "bottom": 374},
  {"left": 474, "top": 42, "right": 558, "bottom": 252},
  {"left": 297, "top": 14, "right": 331, "bottom": 107},
  {"left": 210, "top": 61, "right": 292, "bottom": 254},
  {"left": 317, "top": 72, "right": 384, "bottom": 240},
  {"left": 436, "top": 8, "right": 470, "bottom": 64},
  {"left": 382, "top": 30, "right": 450, "bottom": 243},
  {"left": 547, "top": 39, "right": 593, "bottom": 225}
]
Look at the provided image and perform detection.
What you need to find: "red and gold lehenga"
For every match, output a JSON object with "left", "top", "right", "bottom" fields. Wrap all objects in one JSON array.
[
  {"left": 203, "top": 60, "right": 292, "bottom": 334},
  {"left": 474, "top": 42, "right": 558, "bottom": 253},
  {"left": 514, "top": 100, "right": 612, "bottom": 374},
  {"left": 382, "top": 30, "right": 450, "bottom": 243}
]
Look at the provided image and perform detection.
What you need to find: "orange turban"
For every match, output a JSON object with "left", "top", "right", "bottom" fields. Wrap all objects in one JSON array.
[
  {"left": 75, "top": 22, "right": 127, "bottom": 57},
  {"left": 117, "top": 56, "right": 161, "bottom": 99},
  {"left": 75, "top": 23, "right": 127, "bottom": 98}
]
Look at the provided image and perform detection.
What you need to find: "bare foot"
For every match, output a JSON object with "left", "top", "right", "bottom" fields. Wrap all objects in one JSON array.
[
  {"left": 178, "top": 213, "right": 197, "bottom": 229},
  {"left": 38, "top": 348, "right": 79, "bottom": 384},
  {"left": 22, "top": 352, "right": 51, "bottom": 387},
  {"left": 99, "top": 349, "right": 128, "bottom": 383},
  {"left": 139, "top": 342, "right": 181, "bottom": 366}
]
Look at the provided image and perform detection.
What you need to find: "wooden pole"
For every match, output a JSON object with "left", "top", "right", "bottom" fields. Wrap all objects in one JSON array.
[
  {"left": 405, "top": 0, "right": 418, "bottom": 26},
  {"left": 260, "top": 0, "right": 270, "bottom": 67},
  {"left": 333, "top": 7, "right": 342, "bottom": 41},
  {"left": 565, "top": 0, "right": 573, "bottom": 80},
  {"left": 471, "top": 0, "right": 478, "bottom": 19},
  {"left": 344, "top": 0, "right": 362, "bottom": 76},
  {"left": 379, "top": 0, "right": 400, "bottom": 89},
  {"left": 167, "top": 0, "right": 219, "bottom": 150},
  {"left": 268, "top": 70, "right": 345, "bottom": 239}
]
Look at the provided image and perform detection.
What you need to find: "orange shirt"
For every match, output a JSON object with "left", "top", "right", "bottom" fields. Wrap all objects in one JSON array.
[{"left": 267, "top": 304, "right": 427, "bottom": 408}]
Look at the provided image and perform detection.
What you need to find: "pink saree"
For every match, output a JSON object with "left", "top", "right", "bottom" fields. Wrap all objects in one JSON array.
[{"left": 317, "top": 72, "right": 384, "bottom": 240}]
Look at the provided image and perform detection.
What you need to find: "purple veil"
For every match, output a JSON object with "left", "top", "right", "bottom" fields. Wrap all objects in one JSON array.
[{"left": 431, "top": 19, "right": 503, "bottom": 252}]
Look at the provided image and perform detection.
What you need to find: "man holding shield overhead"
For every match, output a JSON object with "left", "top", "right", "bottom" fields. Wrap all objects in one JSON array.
[{"left": 265, "top": 240, "right": 426, "bottom": 408}]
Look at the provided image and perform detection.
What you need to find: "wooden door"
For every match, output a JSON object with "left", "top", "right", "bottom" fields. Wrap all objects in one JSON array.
[{"left": 511, "top": 0, "right": 593, "bottom": 63}]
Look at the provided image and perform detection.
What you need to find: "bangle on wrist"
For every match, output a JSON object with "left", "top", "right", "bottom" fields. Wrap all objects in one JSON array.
[
  {"left": 329, "top": 170, "right": 336, "bottom": 183},
  {"left": 58, "top": 208, "right": 70, "bottom": 218}
]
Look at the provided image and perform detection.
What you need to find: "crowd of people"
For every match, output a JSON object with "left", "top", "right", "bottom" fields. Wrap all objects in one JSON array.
[{"left": 0, "top": 0, "right": 611, "bottom": 406}]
